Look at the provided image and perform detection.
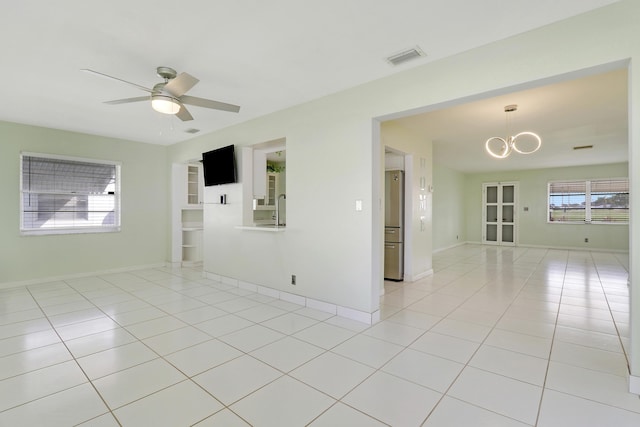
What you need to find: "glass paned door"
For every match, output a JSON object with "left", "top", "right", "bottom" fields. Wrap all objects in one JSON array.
[
  {"left": 484, "top": 184, "right": 499, "bottom": 243},
  {"left": 482, "top": 182, "right": 517, "bottom": 246}
]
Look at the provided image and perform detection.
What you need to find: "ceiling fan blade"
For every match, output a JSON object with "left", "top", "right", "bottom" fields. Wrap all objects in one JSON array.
[
  {"left": 164, "top": 72, "right": 199, "bottom": 97},
  {"left": 104, "top": 96, "right": 149, "bottom": 105},
  {"left": 176, "top": 105, "right": 194, "bottom": 121},
  {"left": 181, "top": 95, "right": 240, "bottom": 113},
  {"left": 81, "top": 69, "right": 153, "bottom": 93}
]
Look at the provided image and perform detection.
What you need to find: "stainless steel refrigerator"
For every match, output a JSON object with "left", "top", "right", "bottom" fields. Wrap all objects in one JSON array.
[{"left": 384, "top": 170, "right": 404, "bottom": 281}]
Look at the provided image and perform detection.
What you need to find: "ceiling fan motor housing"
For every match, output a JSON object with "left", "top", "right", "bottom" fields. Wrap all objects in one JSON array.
[
  {"left": 152, "top": 82, "right": 173, "bottom": 96},
  {"left": 156, "top": 66, "right": 177, "bottom": 80}
]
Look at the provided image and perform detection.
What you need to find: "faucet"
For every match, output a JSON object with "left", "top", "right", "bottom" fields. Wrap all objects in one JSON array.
[{"left": 276, "top": 193, "right": 286, "bottom": 226}]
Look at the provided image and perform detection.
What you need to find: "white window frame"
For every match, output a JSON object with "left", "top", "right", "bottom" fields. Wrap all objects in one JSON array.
[
  {"left": 20, "top": 152, "right": 121, "bottom": 235},
  {"left": 547, "top": 178, "right": 629, "bottom": 225}
]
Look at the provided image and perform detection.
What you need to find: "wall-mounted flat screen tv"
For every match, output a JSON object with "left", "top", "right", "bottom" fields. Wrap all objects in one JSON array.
[{"left": 202, "top": 145, "right": 236, "bottom": 186}]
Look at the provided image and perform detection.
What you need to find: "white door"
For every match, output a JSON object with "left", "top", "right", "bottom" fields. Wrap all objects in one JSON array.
[{"left": 482, "top": 182, "right": 517, "bottom": 246}]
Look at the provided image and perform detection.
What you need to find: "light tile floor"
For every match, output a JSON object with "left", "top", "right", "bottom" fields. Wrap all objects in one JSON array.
[{"left": 0, "top": 245, "right": 638, "bottom": 426}]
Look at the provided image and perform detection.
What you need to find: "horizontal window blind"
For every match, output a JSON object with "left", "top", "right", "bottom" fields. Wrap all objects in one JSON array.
[
  {"left": 548, "top": 178, "right": 628, "bottom": 224},
  {"left": 590, "top": 179, "right": 629, "bottom": 194},
  {"left": 549, "top": 180, "right": 586, "bottom": 222},
  {"left": 549, "top": 181, "right": 586, "bottom": 194},
  {"left": 21, "top": 154, "right": 120, "bottom": 234},
  {"left": 590, "top": 179, "right": 629, "bottom": 223}
]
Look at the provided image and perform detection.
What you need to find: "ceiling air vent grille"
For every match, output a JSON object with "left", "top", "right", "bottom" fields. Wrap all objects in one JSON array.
[
  {"left": 185, "top": 128, "right": 200, "bottom": 134},
  {"left": 387, "top": 46, "right": 426, "bottom": 66}
]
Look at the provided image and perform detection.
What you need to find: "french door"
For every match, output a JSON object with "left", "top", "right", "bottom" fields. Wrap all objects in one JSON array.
[{"left": 482, "top": 182, "right": 517, "bottom": 246}]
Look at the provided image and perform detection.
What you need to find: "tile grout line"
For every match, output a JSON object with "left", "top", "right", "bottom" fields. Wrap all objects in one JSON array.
[
  {"left": 20, "top": 285, "right": 124, "bottom": 427},
  {"left": 533, "top": 248, "right": 571, "bottom": 426},
  {"left": 72, "top": 270, "right": 269, "bottom": 425},
  {"left": 416, "top": 246, "right": 547, "bottom": 426},
  {"left": 388, "top": 245, "right": 542, "bottom": 425},
  {"left": 1, "top": 247, "right": 633, "bottom": 425},
  {"left": 590, "top": 251, "right": 632, "bottom": 373}
]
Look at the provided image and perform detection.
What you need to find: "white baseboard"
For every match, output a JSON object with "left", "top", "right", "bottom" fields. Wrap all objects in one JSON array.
[
  {"left": 0, "top": 262, "right": 167, "bottom": 290},
  {"left": 433, "top": 241, "right": 467, "bottom": 254},
  {"left": 409, "top": 269, "right": 434, "bottom": 281},
  {"left": 516, "top": 243, "right": 629, "bottom": 253},
  {"left": 436, "top": 241, "right": 628, "bottom": 254},
  {"left": 203, "top": 270, "right": 378, "bottom": 325}
]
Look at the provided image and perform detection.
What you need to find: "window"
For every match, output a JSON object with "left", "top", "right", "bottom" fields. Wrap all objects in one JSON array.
[
  {"left": 548, "top": 179, "right": 629, "bottom": 224},
  {"left": 20, "top": 153, "right": 121, "bottom": 235}
]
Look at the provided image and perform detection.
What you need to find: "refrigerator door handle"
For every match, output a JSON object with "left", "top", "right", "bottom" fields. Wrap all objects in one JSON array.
[{"left": 385, "top": 244, "right": 396, "bottom": 249}]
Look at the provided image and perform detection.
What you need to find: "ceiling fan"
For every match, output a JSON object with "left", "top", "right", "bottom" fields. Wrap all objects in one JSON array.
[{"left": 81, "top": 66, "right": 240, "bottom": 121}]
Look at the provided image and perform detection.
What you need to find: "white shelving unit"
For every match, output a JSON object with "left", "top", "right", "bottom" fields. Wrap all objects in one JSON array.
[
  {"left": 181, "top": 208, "right": 203, "bottom": 266},
  {"left": 172, "top": 162, "right": 204, "bottom": 266}
]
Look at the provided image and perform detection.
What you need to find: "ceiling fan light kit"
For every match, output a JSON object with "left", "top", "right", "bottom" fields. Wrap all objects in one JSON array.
[
  {"left": 82, "top": 66, "right": 240, "bottom": 121},
  {"left": 151, "top": 95, "right": 181, "bottom": 114},
  {"left": 485, "top": 104, "right": 541, "bottom": 159}
]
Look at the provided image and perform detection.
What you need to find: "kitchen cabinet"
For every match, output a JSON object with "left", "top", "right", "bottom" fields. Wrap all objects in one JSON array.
[
  {"left": 253, "top": 150, "right": 267, "bottom": 200},
  {"left": 187, "top": 164, "right": 202, "bottom": 205},
  {"left": 253, "top": 172, "right": 282, "bottom": 211},
  {"left": 266, "top": 172, "right": 278, "bottom": 206},
  {"left": 482, "top": 182, "right": 517, "bottom": 246}
]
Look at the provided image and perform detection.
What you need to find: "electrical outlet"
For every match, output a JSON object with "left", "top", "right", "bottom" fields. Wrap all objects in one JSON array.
[
  {"left": 291, "top": 275, "right": 296, "bottom": 285},
  {"left": 584, "top": 238, "right": 589, "bottom": 243}
]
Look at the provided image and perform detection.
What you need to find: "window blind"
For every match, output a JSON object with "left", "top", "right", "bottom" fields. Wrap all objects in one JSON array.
[
  {"left": 589, "top": 179, "right": 629, "bottom": 223},
  {"left": 21, "top": 154, "right": 120, "bottom": 233},
  {"left": 548, "top": 178, "right": 628, "bottom": 224},
  {"left": 548, "top": 180, "right": 586, "bottom": 222}
]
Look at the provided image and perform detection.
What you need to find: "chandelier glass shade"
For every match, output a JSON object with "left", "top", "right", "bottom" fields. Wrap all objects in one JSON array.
[{"left": 485, "top": 105, "right": 541, "bottom": 159}]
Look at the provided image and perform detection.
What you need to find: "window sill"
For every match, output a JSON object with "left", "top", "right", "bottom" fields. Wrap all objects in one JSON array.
[
  {"left": 547, "top": 221, "right": 628, "bottom": 225},
  {"left": 20, "top": 227, "right": 121, "bottom": 236}
]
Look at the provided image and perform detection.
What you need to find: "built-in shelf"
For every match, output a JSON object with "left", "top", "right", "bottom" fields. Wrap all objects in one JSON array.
[
  {"left": 181, "top": 208, "right": 203, "bottom": 265},
  {"left": 172, "top": 162, "right": 205, "bottom": 266}
]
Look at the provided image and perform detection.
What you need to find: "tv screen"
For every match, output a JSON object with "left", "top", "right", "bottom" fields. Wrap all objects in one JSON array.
[{"left": 202, "top": 145, "right": 236, "bottom": 186}]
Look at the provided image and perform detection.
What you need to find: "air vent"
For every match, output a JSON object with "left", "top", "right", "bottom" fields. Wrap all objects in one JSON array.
[
  {"left": 573, "top": 145, "right": 594, "bottom": 150},
  {"left": 387, "top": 46, "right": 426, "bottom": 66},
  {"left": 185, "top": 128, "right": 200, "bottom": 134}
]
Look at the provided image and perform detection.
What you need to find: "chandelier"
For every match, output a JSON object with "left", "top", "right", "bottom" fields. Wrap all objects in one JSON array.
[{"left": 485, "top": 104, "right": 541, "bottom": 159}]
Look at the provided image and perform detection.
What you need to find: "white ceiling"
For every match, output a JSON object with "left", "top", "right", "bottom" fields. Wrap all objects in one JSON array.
[
  {"left": 390, "top": 67, "right": 628, "bottom": 173},
  {"left": 2, "top": 0, "right": 624, "bottom": 157}
]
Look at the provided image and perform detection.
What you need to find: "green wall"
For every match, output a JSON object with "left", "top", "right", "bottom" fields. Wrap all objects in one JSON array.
[
  {"left": 432, "top": 162, "right": 629, "bottom": 252},
  {"left": 433, "top": 163, "right": 467, "bottom": 251},
  {"left": 463, "top": 163, "right": 629, "bottom": 251},
  {"left": 0, "top": 121, "right": 169, "bottom": 284},
  {"left": 381, "top": 121, "right": 434, "bottom": 281}
]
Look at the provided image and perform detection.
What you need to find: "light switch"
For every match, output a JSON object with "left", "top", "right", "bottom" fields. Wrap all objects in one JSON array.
[{"left": 355, "top": 200, "right": 363, "bottom": 211}]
